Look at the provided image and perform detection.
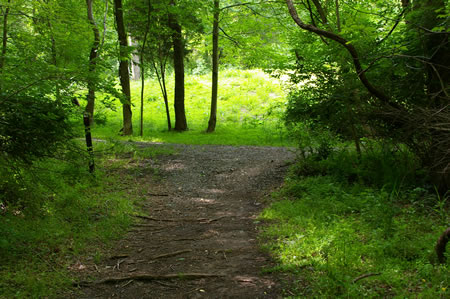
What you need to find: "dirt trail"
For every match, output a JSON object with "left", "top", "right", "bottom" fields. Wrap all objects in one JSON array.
[{"left": 75, "top": 143, "right": 295, "bottom": 298}]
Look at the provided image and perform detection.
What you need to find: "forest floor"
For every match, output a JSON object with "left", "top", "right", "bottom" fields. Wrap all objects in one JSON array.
[{"left": 70, "top": 142, "right": 296, "bottom": 298}]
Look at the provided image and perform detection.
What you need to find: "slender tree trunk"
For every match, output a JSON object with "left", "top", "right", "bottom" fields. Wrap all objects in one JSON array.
[
  {"left": 101, "top": 0, "right": 108, "bottom": 47},
  {"left": 83, "top": 112, "right": 95, "bottom": 173},
  {"left": 422, "top": 0, "right": 449, "bottom": 106},
  {"left": 335, "top": 0, "right": 341, "bottom": 32},
  {"left": 139, "top": 0, "right": 151, "bottom": 137},
  {"left": 160, "top": 61, "right": 172, "bottom": 131},
  {"left": 113, "top": 0, "right": 133, "bottom": 135},
  {"left": 207, "top": 0, "right": 220, "bottom": 133},
  {"left": 140, "top": 56, "right": 145, "bottom": 136},
  {"left": 0, "top": 0, "right": 10, "bottom": 70},
  {"left": 86, "top": 0, "right": 100, "bottom": 125},
  {"left": 151, "top": 56, "right": 172, "bottom": 131},
  {"left": 168, "top": 0, "right": 187, "bottom": 131},
  {"left": 0, "top": 0, "right": 10, "bottom": 91},
  {"left": 131, "top": 38, "right": 141, "bottom": 80}
]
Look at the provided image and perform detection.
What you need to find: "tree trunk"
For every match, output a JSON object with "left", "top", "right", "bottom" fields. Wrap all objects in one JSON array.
[
  {"left": 422, "top": 0, "right": 449, "bottom": 106},
  {"left": 151, "top": 52, "right": 172, "bottom": 131},
  {"left": 139, "top": 0, "right": 151, "bottom": 137},
  {"left": 140, "top": 53, "right": 145, "bottom": 136},
  {"left": 86, "top": 0, "right": 100, "bottom": 125},
  {"left": 168, "top": 0, "right": 187, "bottom": 131},
  {"left": 207, "top": 0, "right": 220, "bottom": 133},
  {"left": 113, "top": 0, "right": 133, "bottom": 135},
  {"left": 161, "top": 63, "right": 172, "bottom": 131},
  {"left": 0, "top": 0, "right": 10, "bottom": 92},
  {"left": 0, "top": 0, "right": 10, "bottom": 72},
  {"left": 131, "top": 38, "right": 141, "bottom": 81},
  {"left": 335, "top": 0, "right": 341, "bottom": 32}
]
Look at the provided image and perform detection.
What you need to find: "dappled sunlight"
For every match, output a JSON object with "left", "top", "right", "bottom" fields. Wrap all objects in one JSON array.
[
  {"left": 162, "top": 161, "right": 186, "bottom": 171},
  {"left": 190, "top": 197, "right": 217, "bottom": 204},
  {"left": 201, "top": 188, "right": 225, "bottom": 195}
]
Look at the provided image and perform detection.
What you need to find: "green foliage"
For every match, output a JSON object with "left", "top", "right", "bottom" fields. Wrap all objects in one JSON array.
[
  {"left": 0, "top": 95, "right": 73, "bottom": 163},
  {"left": 0, "top": 141, "right": 157, "bottom": 298},
  {"left": 292, "top": 141, "right": 425, "bottom": 190},
  {"left": 261, "top": 148, "right": 449, "bottom": 298}
]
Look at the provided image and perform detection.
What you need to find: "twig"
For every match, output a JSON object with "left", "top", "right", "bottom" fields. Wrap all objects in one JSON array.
[
  {"left": 74, "top": 273, "right": 225, "bottom": 286},
  {"left": 121, "top": 279, "right": 133, "bottom": 287},
  {"left": 150, "top": 250, "right": 191, "bottom": 260},
  {"left": 352, "top": 272, "right": 381, "bottom": 283}
]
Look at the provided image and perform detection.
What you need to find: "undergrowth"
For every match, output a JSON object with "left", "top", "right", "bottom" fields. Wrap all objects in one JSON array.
[
  {"left": 260, "top": 142, "right": 449, "bottom": 298},
  {"left": 0, "top": 140, "right": 169, "bottom": 298}
]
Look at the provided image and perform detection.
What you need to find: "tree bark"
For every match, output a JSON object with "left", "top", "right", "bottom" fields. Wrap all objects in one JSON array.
[
  {"left": 207, "top": 0, "right": 220, "bottom": 133},
  {"left": 151, "top": 50, "right": 172, "bottom": 131},
  {"left": 160, "top": 61, "right": 172, "bottom": 131},
  {"left": 0, "top": 0, "right": 10, "bottom": 92},
  {"left": 113, "top": 0, "right": 133, "bottom": 135},
  {"left": 86, "top": 0, "right": 100, "bottom": 125},
  {"left": 168, "top": 0, "right": 187, "bottom": 131},
  {"left": 139, "top": 0, "right": 151, "bottom": 137},
  {"left": 335, "top": 0, "right": 341, "bottom": 32},
  {"left": 0, "top": 0, "right": 10, "bottom": 73},
  {"left": 422, "top": 0, "right": 449, "bottom": 106}
]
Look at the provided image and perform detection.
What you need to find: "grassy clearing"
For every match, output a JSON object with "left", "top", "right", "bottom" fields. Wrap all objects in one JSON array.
[
  {"left": 260, "top": 147, "right": 449, "bottom": 298},
  {"left": 0, "top": 141, "right": 171, "bottom": 298},
  {"left": 90, "top": 69, "right": 291, "bottom": 146}
]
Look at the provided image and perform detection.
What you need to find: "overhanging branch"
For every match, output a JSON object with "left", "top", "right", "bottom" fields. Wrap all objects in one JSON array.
[{"left": 285, "top": 0, "right": 397, "bottom": 108}]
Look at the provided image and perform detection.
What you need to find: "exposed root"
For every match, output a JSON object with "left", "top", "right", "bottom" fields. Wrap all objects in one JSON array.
[
  {"left": 150, "top": 250, "right": 191, "bottom": 260},
  {"left": 199, "top": 215, "right": 229, "bottom": 224},
  {"left": 134, "top": 215, "right": 231, "bottom": 223},
  {"left": 134, "top": 215, "right": 177, "bottom": 222},
  {"left": 74, "top": 273, "right": 225, "bottom": 286}
]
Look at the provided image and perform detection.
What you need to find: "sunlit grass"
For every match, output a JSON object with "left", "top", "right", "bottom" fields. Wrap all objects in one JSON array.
[
  {"left": 260, "top": 162, "right": 449, "bottom": 298},
  {"left": 91, "top": 69, "right": 292, "bottom": 146}
]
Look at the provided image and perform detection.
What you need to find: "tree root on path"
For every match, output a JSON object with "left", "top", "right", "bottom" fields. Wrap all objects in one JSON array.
[
  {"left": 135, "top": 215, "right": 177, "bottom": 222},
  {"left": 74, "top": 273, "right": 225, "bottom": 287},
  {"left": 150, "top": 249, "right": 191, "bottom": 260},
  {"left": 134, "top": 215, "right": 231, "bottom": 223}
]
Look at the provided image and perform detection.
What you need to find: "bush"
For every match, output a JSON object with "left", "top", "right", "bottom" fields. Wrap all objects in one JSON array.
[
  {"left": 0, "top": 95, "right": 75, "bottom": 208},
  {"left": 0, "top": 95, "right": 73, "bottom": 163}
]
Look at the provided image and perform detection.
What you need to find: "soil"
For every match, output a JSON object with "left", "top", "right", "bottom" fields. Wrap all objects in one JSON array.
[{"left": 72, "top": 143, "right": 296, "bottom": 298}]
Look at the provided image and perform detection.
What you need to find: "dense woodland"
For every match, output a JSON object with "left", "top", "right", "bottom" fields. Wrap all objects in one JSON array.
[{"left": 0, "top": 0, "right": 449, "bottom": 297}]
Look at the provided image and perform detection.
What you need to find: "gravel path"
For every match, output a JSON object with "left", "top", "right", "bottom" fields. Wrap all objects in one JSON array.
[{"left": 75, "top": 143, "right": 295, "bottom": 298}]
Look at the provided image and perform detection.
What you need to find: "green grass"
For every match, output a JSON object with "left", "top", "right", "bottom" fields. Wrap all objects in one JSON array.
[
  {"left": 260, "top": 150, "right": 449, "bottom": 298},
  {"left": 0, "top": 141, "right": 171, "bottom": 298},
  {"left": 90, "top": 69, "right": 292, "bottom": 146}
]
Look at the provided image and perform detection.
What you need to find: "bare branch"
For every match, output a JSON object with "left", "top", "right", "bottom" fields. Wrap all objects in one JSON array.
[{"left": 219, "top": 26, "right": 241, "bottom": 48}]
